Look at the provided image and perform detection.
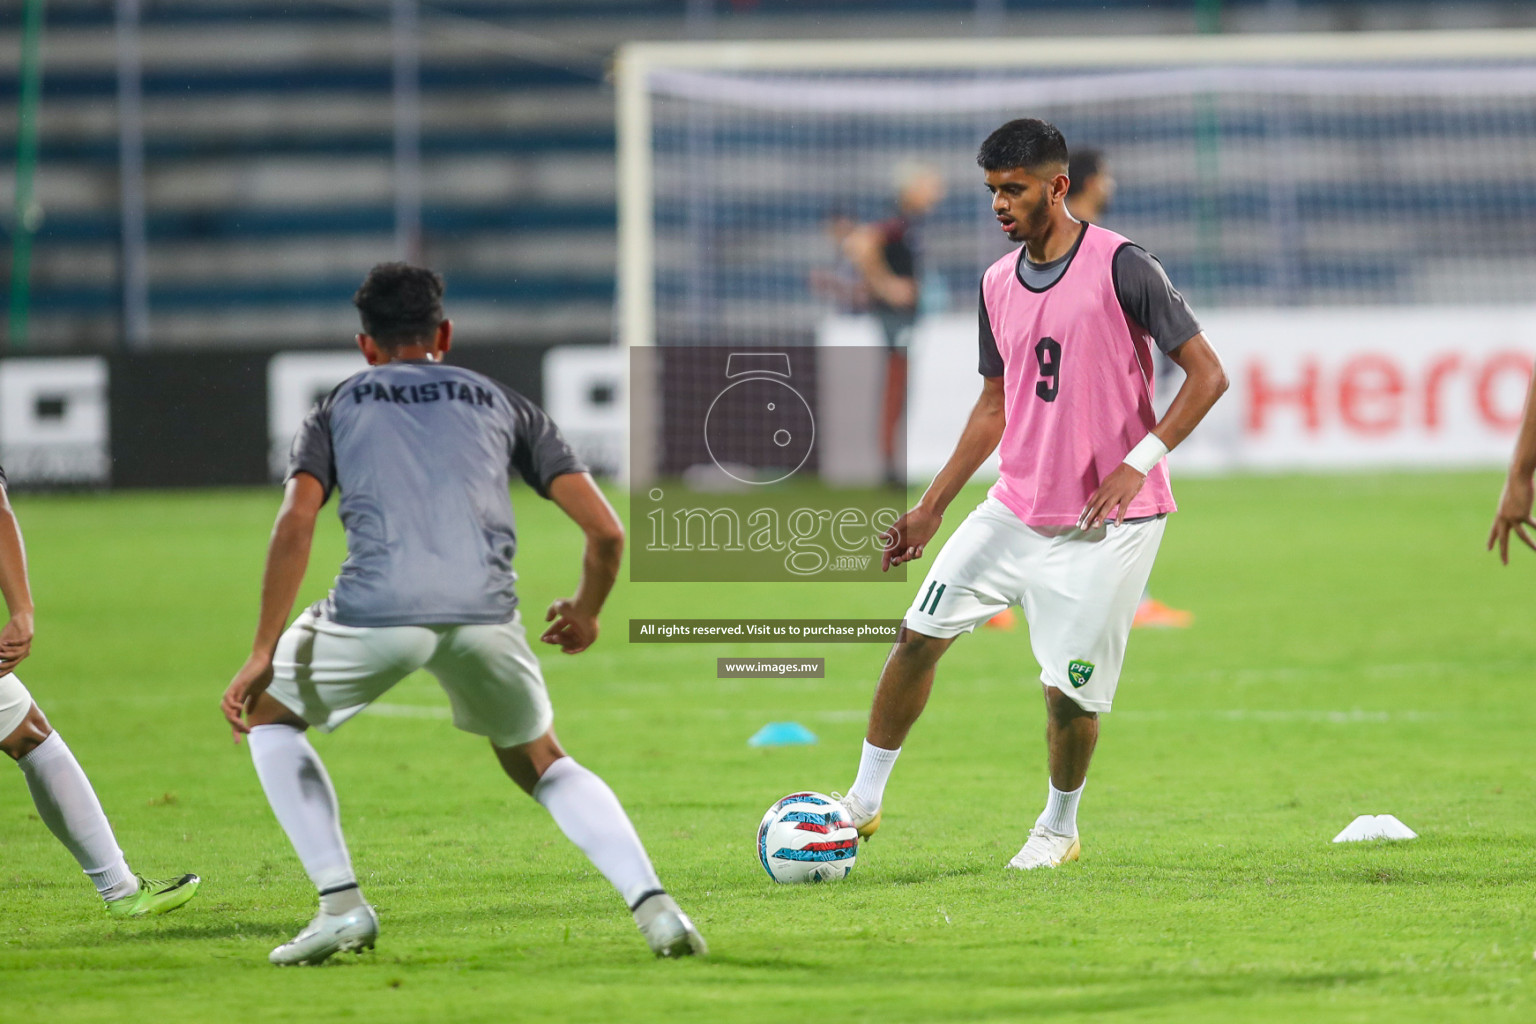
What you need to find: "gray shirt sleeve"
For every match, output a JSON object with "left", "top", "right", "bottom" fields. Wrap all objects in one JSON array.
[
  {"left": 978, "top": 282, "right": 1004, "bottom": 377},
  {"left": 286, "top": 395, "right": 337, "bottom": 501},
  {"left": 495, "top": 383, "right": 588, "bottom": 498},
  {"left": 1112, "top": 244, "right": 1202, "bottom": 353}
]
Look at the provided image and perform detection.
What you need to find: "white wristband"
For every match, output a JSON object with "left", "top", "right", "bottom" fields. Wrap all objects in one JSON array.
[{"left": 1122, "top": 432, "right": 1169, "bottom": 475}]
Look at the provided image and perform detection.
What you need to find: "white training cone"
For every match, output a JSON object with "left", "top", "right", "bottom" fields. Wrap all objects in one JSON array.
[{"left": 1331, "top": 814, "right": 1418, "bottom": 843}]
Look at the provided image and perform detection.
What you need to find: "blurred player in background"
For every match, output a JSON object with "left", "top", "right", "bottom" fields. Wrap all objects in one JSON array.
[
  {"left": 221, "top": 263, "right": 704, "bottom": 965},
  {"left": 0, "top": 471, "right": 201, "bottom": 916},
  {"left": 1065, "top": 147, "right": 1116, "bottom": 227},
  {"left": 828, "top": 164, "right": 946, "bottom": 486},
  {"left": 837, "top": 120, "right": 1227, "bottom": 871},
  {"left": 1069, "top": 147, "right": 1192, "bottom": 630}
]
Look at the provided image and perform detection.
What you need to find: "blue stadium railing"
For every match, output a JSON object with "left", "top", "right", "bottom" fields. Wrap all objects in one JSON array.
[
  {"left": 22, "top": 202, "right": 616, "bottom": 244},
  {"left": 0, "top": 0, "right": 1444, "bottom": 30},
  {"left": 2, "top": 31, "right": 616, "bottom": 339},
  {"left": 16, "top": 127, "right": 614, "bottom": 164},
  {"left": 24, "top": 273, "right": 616, "bottom": 315}
]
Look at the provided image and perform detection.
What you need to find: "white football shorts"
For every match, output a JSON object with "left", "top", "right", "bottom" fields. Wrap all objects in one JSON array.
[
  {"left": 265, "top": 608, "right": 553, "bottom": 748},
  {"left": 0, "top": 673, "right": 32, "bottom": 740},
  {"left": 902, "top": 495, "right": 1165, "bottom": 713}
]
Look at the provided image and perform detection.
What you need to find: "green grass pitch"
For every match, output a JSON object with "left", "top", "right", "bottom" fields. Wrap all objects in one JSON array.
[{"left": 3, "top": 472, "right": 1535, "bottom": 1022}]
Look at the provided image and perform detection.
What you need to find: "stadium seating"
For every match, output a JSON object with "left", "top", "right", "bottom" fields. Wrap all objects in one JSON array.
[{"left": 2, "top": 0, "right": 1531, "bottom": 351}]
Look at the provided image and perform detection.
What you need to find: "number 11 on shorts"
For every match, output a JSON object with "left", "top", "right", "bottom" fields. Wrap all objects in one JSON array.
[{"left": 918, "top": 581, "right": 947, "bottom": 614}]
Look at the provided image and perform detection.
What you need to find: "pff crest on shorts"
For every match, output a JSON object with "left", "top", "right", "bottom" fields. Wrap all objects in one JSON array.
[{"left": 1068, "top": 660, "right": 1095, "bottom": 689}]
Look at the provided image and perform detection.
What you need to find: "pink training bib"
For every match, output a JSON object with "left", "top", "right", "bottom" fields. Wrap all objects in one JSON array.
[{"left": 980, "top": 223, "right": 1177, "bottom": 526}]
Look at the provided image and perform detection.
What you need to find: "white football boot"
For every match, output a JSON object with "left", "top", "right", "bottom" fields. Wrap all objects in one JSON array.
[
  {"left": 631, "top": 891, "right": 707, "bottom": 958},
  {"left": 1005, "top": 826, "right": 1081, "bottom": 870},
  {"left": 832, "top": 791, "right": 882, "bottom": 841},
  {"left": 269, "top": 904, "right": 379, "bottom": 966}
]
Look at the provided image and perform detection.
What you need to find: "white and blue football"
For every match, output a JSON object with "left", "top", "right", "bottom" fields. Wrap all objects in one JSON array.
[{"left": 757, "top": 791, "right": 859, "bottom": 883}]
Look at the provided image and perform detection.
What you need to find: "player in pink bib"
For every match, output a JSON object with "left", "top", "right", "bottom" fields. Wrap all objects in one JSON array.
[
  {"left": 981, "top": 216, "right": 1176, "bottom": 526},
  {"left": 836, "top": 119, "right": 1229, "bottom": 870}
]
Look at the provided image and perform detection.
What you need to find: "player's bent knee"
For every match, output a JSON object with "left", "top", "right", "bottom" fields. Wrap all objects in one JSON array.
[
  {"left": 1043, "top": 683, "right": 1099, "bottom": 722},
  {"left": 244, "top": 691, "right": 310, "bottom": 730},
  {"left": 892, "top": 627, "right": 955, "bottom": 665},
  {"left": 493, "top": 729, "right": 566, "bottom": 796},
  {"left": 1, "top": 702, "right": 53, "bottom": 760}
]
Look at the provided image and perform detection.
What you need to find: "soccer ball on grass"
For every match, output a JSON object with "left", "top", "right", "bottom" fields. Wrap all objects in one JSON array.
[{"left": 757, "top": 791, "right": 859, "bottom": 883}]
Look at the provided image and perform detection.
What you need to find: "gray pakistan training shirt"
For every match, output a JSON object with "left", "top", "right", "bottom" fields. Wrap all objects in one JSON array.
[{"left": 287, "top": 359, "right": 586, "bottom": 628}]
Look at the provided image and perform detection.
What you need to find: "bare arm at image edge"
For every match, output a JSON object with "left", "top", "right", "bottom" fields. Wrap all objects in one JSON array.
[
  {"left": 0, "top": 483, "right": 35, "bottom": 676},
  {"left": 1488, "top": 360, "right": 1536, "bottom": 564}
]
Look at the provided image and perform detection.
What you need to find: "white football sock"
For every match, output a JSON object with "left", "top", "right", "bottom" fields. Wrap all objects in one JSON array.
[
  {"left": 248, "top": 724, "right": 358, "bottom": 896},
  {"left": 319, "top": 884, "right": 367, "bottom": 916},
  {"left": 848, "top": 740, "right": 901, "bottom": 810},
  {"left": 17, "top": 731, "right": 138, "bottom": 901},
  {"left": 533, "top": 756, "right": 662, "bottom": 908},
  {"left": 1036, "top": 779, "right": 1084, "bottom": 836}
]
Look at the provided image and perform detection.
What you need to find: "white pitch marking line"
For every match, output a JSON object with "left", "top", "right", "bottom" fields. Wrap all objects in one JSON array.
[
  {"left": 367, "top": 703, "right": 452, "bottom": 720},
  {"left": 364, "top": 703, "right": 1428, "bottom": 725},
  {"left": 813, "top": 710, "right": 868, "bottom": 722},
  {"left": 1139, "top": 659, "right": 1533, "bottom": 686},
  {"left": 1120, "top": 709, "right": 1433, "bottom": 723}
]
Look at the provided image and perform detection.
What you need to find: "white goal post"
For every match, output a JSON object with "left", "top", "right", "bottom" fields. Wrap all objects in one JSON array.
[{"left": 615, "top": 29, "right": 1536, "bottom": 350}]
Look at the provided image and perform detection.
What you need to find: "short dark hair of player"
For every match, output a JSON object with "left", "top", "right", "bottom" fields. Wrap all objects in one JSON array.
[
  {"left": 976, "top": 119, "right": 1069, "bottom": 175},
  {"left": 1067, "top": 148, "right": 1103, "bottom": 197},
  {"left": 352, "top": 262, "right": 445, "bottom": 348}
]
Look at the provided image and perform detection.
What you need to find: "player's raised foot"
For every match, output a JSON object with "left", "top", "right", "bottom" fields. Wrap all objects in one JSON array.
[
  {"left": 833, "top": 791, "right": 882, "bottom": 840},
  {"left": 1006, "top": 826, "right": 1081, "bottom": 871},
  {"left": 632, "top": 891, "right": 707, "bottom": 958},
  {"left": 269, "top": 904, "right": 378, "bottom": 966},
  {"left": 104, "top": 873, "right": 201, "bottom": 918},
  {"left": 1132, "top": 599, "right": 1193, "bottom": 629}
]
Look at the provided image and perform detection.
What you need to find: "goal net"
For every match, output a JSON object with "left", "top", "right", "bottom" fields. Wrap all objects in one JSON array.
[{"left": 616, "top": 32, "right": 1536, "bottom": 350}]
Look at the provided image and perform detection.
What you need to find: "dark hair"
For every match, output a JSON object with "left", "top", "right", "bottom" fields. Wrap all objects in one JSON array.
[
  {"left": 976, "top": 118, "right": 1069, "bottom": 174},
  {"left": 1067, "top": 148, "right": 1104, "bottom": 196},
  {"left": 353, "top": 262, "right": 445, "bottom": 347}
]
